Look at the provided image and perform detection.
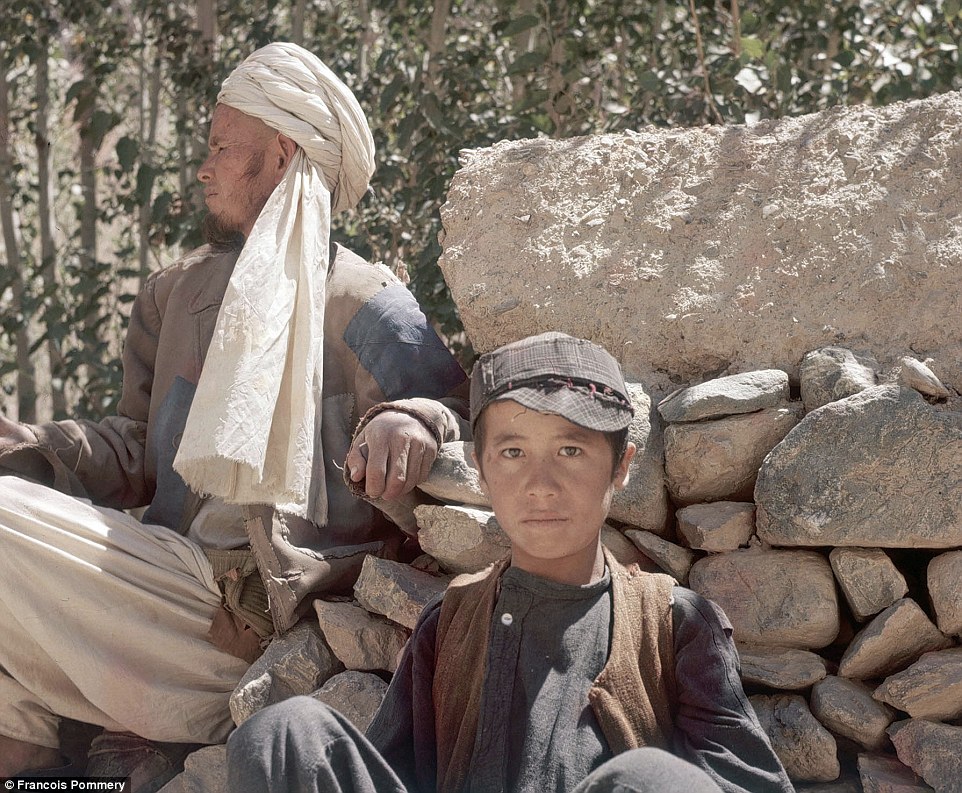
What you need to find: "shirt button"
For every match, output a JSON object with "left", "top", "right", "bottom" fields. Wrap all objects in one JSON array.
[{"left": 501, "top": 612, "right": 513, "bottom": 626}]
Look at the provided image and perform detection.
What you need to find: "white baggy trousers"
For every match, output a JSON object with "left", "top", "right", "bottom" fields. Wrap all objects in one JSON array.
[{"left": 0, "top": 476, "right": 250, "bottom": 749}]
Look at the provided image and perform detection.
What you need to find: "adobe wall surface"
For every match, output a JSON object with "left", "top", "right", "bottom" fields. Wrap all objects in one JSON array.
[{"left": 439, "top": 91, "right": 962, "bottom": 398}]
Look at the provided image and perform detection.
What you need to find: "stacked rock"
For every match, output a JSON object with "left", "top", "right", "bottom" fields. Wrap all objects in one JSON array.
[{"left": 174, "top": 346, "right": 958, "bottom": 793}]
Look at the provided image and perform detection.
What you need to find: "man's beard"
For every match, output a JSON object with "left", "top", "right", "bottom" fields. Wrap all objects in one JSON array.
[
  {"left": 203, "top": 213, "right": 246, "bottom": 249},
  {"left": 202, "top": 150, "right": 269, "bottom": 249}
]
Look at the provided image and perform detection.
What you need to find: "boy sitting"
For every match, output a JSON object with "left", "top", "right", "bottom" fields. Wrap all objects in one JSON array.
[{"left": 227, "top": 332, "right": 794, "bottom": 793}]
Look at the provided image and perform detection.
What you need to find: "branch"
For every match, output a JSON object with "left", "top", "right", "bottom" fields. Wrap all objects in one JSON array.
[{"left": 688, "top": 0, "right": 723, "bottom": 123}]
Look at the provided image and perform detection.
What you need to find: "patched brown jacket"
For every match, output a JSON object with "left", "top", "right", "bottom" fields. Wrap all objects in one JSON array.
[{"left": 1, "top": 242, "right": 469, "bottom": 634}]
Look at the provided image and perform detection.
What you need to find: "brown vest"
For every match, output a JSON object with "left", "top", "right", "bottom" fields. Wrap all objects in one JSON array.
[{"left": 432, "top": 548, "right": 677, "bottom": 793}]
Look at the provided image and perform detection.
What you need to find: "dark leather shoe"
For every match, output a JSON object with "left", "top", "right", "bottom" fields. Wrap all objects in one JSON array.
[{"left": 86, "top": 731, "right": 198, "bottom": 793}]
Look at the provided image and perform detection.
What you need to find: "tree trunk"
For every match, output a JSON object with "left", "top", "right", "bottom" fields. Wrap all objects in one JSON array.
[
  {"left": 0, "top": 65, "right": 37, "bottom": 422},
  {"left": 291, "top": 0, "right": 306, "bottom": 46},
  {"left": 424, "top": 0, "right": 451, "bottom": 92},
  {"left": 189, "top": 0, "right": 218, "bottom": 222},
  {"left": 510, "top": 0, "right": 539, "bottom": 105},
  {"left": 357, "top": 0, "right": 372, "bottom": 84},
  {"left": 138, "top": 40, "right": 162, "bottom": 289},
  {"left": 78, "top": 96, "right": 99, "bottom": 326},
  {"left": 196, "top": 0, "right": 217, "bottom": 45},
  {"left": 35, "top": 45, "right": 68, "bottom": 417}
]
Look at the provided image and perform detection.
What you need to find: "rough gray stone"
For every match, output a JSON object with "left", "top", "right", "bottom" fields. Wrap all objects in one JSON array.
[
  {"left": 688, "top": 549, "right": 839, "bottom": 649},
  {"left": 874, "top": 648, "right": 962, "bottom": 721},
  {"left": 756, "top": 386, "right": 962, "bottom": 548},
  {"left": 230, "top": 621, "right": 342, "bottom": 726},
  {"left": 609, "top": 382, "right": 669, "bottom": 534},
  {"left": 898, "top": 357, "right": 952, "bottom": 400},
  {"left": 418, "top": 441, "right": 489, "bottom": 507},
  {"left": 800, "top": 346, "right": 878, "bottom": 412},
  {"left": 751, "top": 694, "right": 840, "bottom": 783},
  {"left": 928, "top": 551, "right": 962, "bottom": 637},
  {"left": 600, "top": 524, "right": 663, "bottom": 573},
  {"left": 811, "top": 675, "right": 896, "bottom": 751},
  {"left": 889, "top": 719, "right": 962, "bottom": 793},
  {"left": 737, "top": 645, "right": 828, "bottom": 690},
  {"left": 439, "top": 93, "right": 962, "bottom": 398},
  {"left": 354, "top": 555, "right": 449, "bottom": 630},
  {"left": 676, "top": 501, "right": 755, "bottom": 552},
  {"left": 415, "top": 504, "right": 510, "bottom": 574},
  {"left": 838, "top": 599, "right": 954, "bottom": 681},
  {"left": 658, "top": 369, "right": 790, "bottom": 423},
  {"left": 624, "top": 529, "right": 695, "bottom": 583},
  {"left": 858, "top": 754, "right": 933, "bottom": 793},
  {"left": 157, "top": 745, "right": 227, "bottom": 793},
  {"left": 830, "top": 548, "right": 909, "bottom": 622},
  {"left": 665, "top": 404, "right": 803, "bottom": 505},
  {"left": 312, "top": 670, "right": 389, "bottom": 733},
  {"left": 314, "top": 600, "right": 409, "bottom": 673}
]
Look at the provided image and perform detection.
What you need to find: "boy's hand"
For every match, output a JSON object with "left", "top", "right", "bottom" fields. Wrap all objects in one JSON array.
[{"left": 346, "top": 411, "right": 438, "bottom": 500}]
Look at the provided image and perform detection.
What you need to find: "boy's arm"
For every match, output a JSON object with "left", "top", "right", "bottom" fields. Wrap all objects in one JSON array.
[
  {"left": 670, "top": 587, "right": 795, "bottom": 793},
  {"left": 366, "top": 595, "right": 443, "bottom": 793}
]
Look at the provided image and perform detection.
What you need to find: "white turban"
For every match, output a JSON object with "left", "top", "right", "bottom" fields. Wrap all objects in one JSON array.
[{"left": 174, "top": 42, "right": 375, "bottom": 523}]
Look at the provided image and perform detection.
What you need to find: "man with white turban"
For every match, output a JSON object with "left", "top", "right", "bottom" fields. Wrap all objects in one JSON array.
[{"left": 0, "top": 43, "right": 469, "bottom": 783}]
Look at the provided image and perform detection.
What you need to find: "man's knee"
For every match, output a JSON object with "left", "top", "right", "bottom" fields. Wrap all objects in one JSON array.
[{"left": 580, "top": 747, "right": 723, "bottom": 793}]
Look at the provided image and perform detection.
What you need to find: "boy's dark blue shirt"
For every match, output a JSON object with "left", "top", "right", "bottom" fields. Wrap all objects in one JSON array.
[
  {"left": 366, "top": 566, "right": 795, "bottom": 793},
  {"left": 470, "top": 565, "right": 612, "bottom": 792}
]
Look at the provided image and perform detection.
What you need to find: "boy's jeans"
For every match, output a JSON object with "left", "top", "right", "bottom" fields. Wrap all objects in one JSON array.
[{"left": 226, "top": 696, "right": 724, "bottom": 793}]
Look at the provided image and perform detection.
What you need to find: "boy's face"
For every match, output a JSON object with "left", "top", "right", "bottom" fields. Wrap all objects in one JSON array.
[{"left": 474, "top": 400, "right": 635, "bottom": 584}]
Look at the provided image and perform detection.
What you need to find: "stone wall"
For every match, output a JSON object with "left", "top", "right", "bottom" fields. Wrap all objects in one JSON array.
[
  {"left": 438, "top": 90, "right": 962, "bottom": 400},
  {"left": 215, "top": 353, "right": 960, "bottom": 791},
  {"left": 161, "top": 93, "right": 962, "bottom": 791}
]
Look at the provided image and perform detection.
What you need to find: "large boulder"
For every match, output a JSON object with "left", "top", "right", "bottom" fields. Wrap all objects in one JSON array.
[
  {"left": 888, "top": 719, "right": 962, "bottom": 793},
  {"left": 874, "top": 647, "right": 962, "bottom": 721},
  {"left": 439, "top": 92, "right": 962, "bottom": 398},
  {"left": 838, "top": 599, "right": 954, "bottom": 681},
  {"left": 799, "top": 347, "right": 879, "bottom": 413},
  {"left": 230, "top": 621, "right": 342, "bottom": 726},
  {"left": 737, "top": 645, "right": 828, "bottom": 690},
  {"left": 657, "top": 369, "right": 790, "bottom": 423},
  {"left": 829, "top": 548, "right": 908, "bottom": 622},
  {"left": 688, "top": 548, "right": 839, "bottom": 649},
  {"left": 756, "top": 386, "right": 962, "bottom": 548},
  {"left": 314, "top": 601, "right": 409, "bottom": 673},
  {"left": 312, "top": 671, "right": 389, "bottom": 733},
  {"left": 810, "top": 675, "right": 896, "bottom": 751},
  {"left": 353, "top": 555, "right": 449, "bottom": 630},
  {"left": 928, "top": 551, "right": 962, "bottom": 637},
  {"left": 665, "top": 404, "right": 802, "bottom": 504},
  {"left": 609, "top": 382, "right": 669, "bottom": 533},
  {"left": 751, "top": 694, "right": 840, "bottom": 783}
]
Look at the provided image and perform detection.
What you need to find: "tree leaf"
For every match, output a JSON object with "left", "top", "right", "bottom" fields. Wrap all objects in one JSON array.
[
  {"left": 116, "top": 136, "right": 138, "bottom": 172},
  {"left": 507, "top": 50, "right": 547, "bottom": 76},
  {"left": 135, "top": 164, "right": 156, "bottom": 205},
  {"left": 740, "top": 36, "right": 765, "bottom": 59},
  {"left": 503, "top": 14, "right": 540, "bottom": 37},
  {"left": 87, "top": 109, "right": 117, "bottom": 149}
]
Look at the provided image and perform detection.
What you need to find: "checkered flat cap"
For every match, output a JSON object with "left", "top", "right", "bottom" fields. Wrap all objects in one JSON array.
[{"left": 470, "top": 332, "right": 634, "bottom": 432}]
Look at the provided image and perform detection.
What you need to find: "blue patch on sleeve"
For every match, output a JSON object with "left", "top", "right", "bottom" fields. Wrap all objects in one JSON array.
[
  {"left": 142, "top": 376, "right": 194, "bottom": 530},
  {"left": 344, "top": 284, "right": 467, "bottom": 400}
]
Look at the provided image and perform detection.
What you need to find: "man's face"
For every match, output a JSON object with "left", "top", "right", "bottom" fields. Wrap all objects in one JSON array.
[
  {"left": 198, "top": 104, "right": 281, "bottom": 239},
  {"left": 474, "top": 400, "right": 634, "bottom": 583}
]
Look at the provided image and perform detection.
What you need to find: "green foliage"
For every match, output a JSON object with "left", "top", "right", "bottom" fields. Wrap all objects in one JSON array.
[{"left": 1, "top": 0, "right": 961, "bottom": 420}]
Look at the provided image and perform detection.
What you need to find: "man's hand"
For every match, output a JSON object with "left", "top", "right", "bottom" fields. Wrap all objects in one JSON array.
[
  {"left": 0, "top": 414, "right": 36, "bottom": 451},
  {"left": 346, "top": 411, "right": 438, "bottom": 501}
]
